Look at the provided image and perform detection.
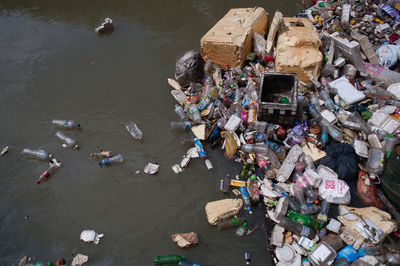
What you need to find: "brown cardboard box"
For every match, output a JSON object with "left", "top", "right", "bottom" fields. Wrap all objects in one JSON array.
[
  {"left": 275, "top": 17, "right": 323, "bottom": 82},
  {"left": 200, "top": 7, "right": 268, "bottom": 67}
]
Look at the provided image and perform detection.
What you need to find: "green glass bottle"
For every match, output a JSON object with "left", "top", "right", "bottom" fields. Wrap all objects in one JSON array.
[
  {"left": 153, "top": 255, "right": 185, "bottom": 265},
  {"left": 287, "top": 210, "right": 322, "bottom": 231}
]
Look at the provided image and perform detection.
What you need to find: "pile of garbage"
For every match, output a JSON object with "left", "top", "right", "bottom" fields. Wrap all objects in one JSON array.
[{"left": 166, "top": 3, "right": 400, "bottom": 265}]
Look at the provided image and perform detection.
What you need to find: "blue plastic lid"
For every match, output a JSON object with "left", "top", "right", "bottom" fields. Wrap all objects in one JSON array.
[
  {"left": 98, "top": 161, "right": 102, "bottom": 165},
  {"left": 76, "top": 123, "right": 81, "bottom": 127}
]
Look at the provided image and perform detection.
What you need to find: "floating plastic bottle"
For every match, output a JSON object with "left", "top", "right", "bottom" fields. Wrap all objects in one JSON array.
[
  {"left": 21, "top": 148, "right": 52, "bottom": 161},
  {"left": 239, "top": 186, "right": 252, "bottom": 213},
  {"left": 349, "top": 112, "right": 372, "bottom": 135},
  {"left": 153, "top": 255, "right": 185, "bottom": 265},
  {"left": 241, "top": 144, "right": 281, "bottom": 169},
  {"left": 235, "top": 222, "right": 247, "bottom": 236},
  {"left": 256, "top": 156, "right": 275, "bottom": 178},
  {"left": 193, "top": 136, "right": 207, "bottom": 158},
  {"left": 287, "top": 210, "right": 322, "bottom": 231},
  {"left": 178, "top": 261, "right": 201, "bottom": 266},
  {"left": 384, "top": 135, "right": 398, "bottom": 158},
  {"left": 125, "top": 121, "right": 143, "bottom": 141},
  {"left": 217, "top": 217, "right": 246, "bottom": 230},
  {"left": 90, "top": 150, "right": 112, "bottom": 158},
  {"left": 174, "top": 104, "right": 187, "bottom": 120},
  {"left": 188, "top": 103, "right": 202, "bottom": 123},
  {"left": 55, "top": 131, "right": 79, "bottom": 149},
  {"left": 52, "top": 119, "right": 80, "bottom": 129},
  {"left": 308, "top": 104, "right": 322, "bottom": 121},
  {"left": 37, "top": 160, "right": 61, "bottom": 184},
  {"left": 98, "top": 154, "right": 124, "bottom": 166},
  {"left": 278, "top": 216, "right": 315, "bottom": 239},
  {"left": 366, "top": 148, "right": 385, "bottom": 177},
  {"left": 170, "top": 121, "right": 193, "bottom": 130}
]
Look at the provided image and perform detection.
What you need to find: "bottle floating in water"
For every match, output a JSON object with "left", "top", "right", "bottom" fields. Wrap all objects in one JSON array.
[
  {"left": 244, "top": 252, "right": 251, "bottom": 265},
  {"left": 90, "top": 150, "right": 112, "bottom": 158},
  {"left": 217, "top": 217, "right": 246, "bottom": 230},
  {"left": 98, "top": 154, "right": 124, "bottom": 166},
  {"left": 55, "top": 131, "right": 79, "bottom": 149},
  {"left": 178, "top": 261, "right": 202, "bottom": 266},
  {"left": 52, "top": 119, "right": 80, "bottom": 129},
  {"left": 153, "top": 255, "right": 185, "bottom": 265},
  {"left": 278, "top": 216, "right": 315, "bottom": 239},
  {"left": 239, "top": 187, "right": 252, "bottom": 214},
  {"left": 170, "top": 121, "right": 193, "bottom": 130},
  {"left": 174, "top": 104, "right": 187, "bottom": 120},
  {"left": 36, "top": 160, "right": 61, "bottom": 184},
  {"left": 21, "top": 148, "right": 52, "bottom": 161},
  {"left": 235, "top": 222, "right": 247, "bottom": 237},
  {"left": 193, "top": 137, "right": 207, "bottom": 158},
  {"left": 125, "top": 121, "right": 143, "bottom": 141}
]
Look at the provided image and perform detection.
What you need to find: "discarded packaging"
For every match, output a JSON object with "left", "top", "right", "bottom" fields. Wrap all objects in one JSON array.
[
  {"left": 171, "top": 232, "right": 198, "bottom": 248},
  {"left": 80, "top": 230, "right": 104, "bottom": 244},
  {"left": 144, "top": 162, "right": 159, "bottom": 175}
]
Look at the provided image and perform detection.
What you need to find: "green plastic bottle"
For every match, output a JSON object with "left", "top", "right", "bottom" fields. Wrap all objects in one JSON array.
[
  {"left": 287, "top": 210, "right": 322, "bottom": 231},
  {"left": 153, "top": 255, "right": 185, "bottom": 265}
]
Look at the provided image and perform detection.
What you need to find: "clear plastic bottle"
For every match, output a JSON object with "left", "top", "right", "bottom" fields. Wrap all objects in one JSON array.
[
  {"left": 320, "top": 119, "right": 343, "bottom": 142},
  {"left": 320, "top": 89, "right": 335, "bottom": 111},
  {"left": 55, "top": 131, "right": 79, "bottom": 149},
  {"left": 241, "top": 144, "right": 280, "bottom": 168},
  {"left": 310, "top": 94, "right": 321, "bottom": 112},
  {"left": 256, "top": 156, "right": 275, "bottom": 177},
  {"left": 366, "top": 148, "right": 385, "bottom": 176},
  {"left": 308, "top": 104, "right": 322, "bottom": 121},
  {"left": 204, "top": 59, "right": 217, "bottom": 76},
  {"left": 21, "top": 148, "right": 52, "bottom": 161},
  {"left": 349, "top": 112, "right": 372, "bottom": 135},
  {"left": 244, "top": 252, "right": 251, "bottom": 265},
  {"left": 342, "top": 120, "right": 362, "bottom": 131},
  {"left": 98, "top": 154, "right": 124, "bottom": 166},
  {"left": 187, "top": 103, "right": 202, "bottom": 123},
  {"left": 278, "top": 216, "right": 315, "bottom": 238},
  {"left": 303, "top": 155, "right": 316, "bottom": 171},
  {"left": 125, "top": 121, "right": 143, "bottom": 141},
  {"left": 174, "top": 104, "right": 187, "bottom": 120},
  {"left": 239, "top": 186, "right": 252, "bottom": 213},
  {"left": 170, "top": 121, "right": 193, "bottom": 130},
  {"left": 317, "top": 200, "right": 330, "bottom": 224},
  {"left": 384, "top": 135, "right": 398, "bottom": 158},
  {"left": 247, "top": 102, "right": 257, "bottom": 126},
  {"left": 90, "top": 150, "right": 112, "bottom": 158},
  {"left": 217, "top": 217, "right": 246, "bottom": 230},
  {"left": 52, "top": 119, "right": 80, "bottom": 129},
  {"left": 295, "top": 176, "right": 318, "bottom": 203},
  {"left": 178, "top": 261, "right": 201, "bottom": 266},
  {"left": 386, "top": 98, "right": 400, "bottom": 107},
  {"left": 271, "top": 183, "right": 301, "bottom": 212},
  {"left": 235, "top": 222, "right": 247, "bottom": 236},
  {"left": 36, "top": 161, "right": 61, "bottom": 184}
]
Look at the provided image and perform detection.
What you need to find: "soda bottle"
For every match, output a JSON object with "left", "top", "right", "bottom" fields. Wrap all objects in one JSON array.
[
  {"left": 317, "top": 200, "right": 330, "bottom": 224},
  {"left": 90, "top": 150, "right": 112, "bottom": 158},
  {"left": 36, "top": 160, "right": 61, "bottom": 184},
  {"left": 170, "top": 121, "right": 193, "bottom": 130},
  {"left": 240, "top": 164, "right": 254, "bottom": 178},
  {"left": 21, "top": 148, "right": 52, "bottom": 161},
  {"left": 239, "top": 186, "right": 252, "bottom": 213},
  {"left": 287, "top": 210, "right": 322, "bottom": 231},
  {"left": 295, "top": 176, "right": 318, "bottom": 202},
  {"left": 55, "top": 131, "right": 79, "bottom": 149},
  {"left": 153, "top": 255, "right": 185, "bottom": 265},
  {"left": 278, "top": 216, "right": 316, "bottom": 239},
  {"left": 366, "top": 148, "right": 385, "bottom": 177},
  {"left": 271, "top": 183, "right": 301, "bottom": 212},
  {"left": 98, "top": 154, "right": 124, "bottom": 166},
  {"left": 52, "top": 119, "right": 80, "bottom": 129},
  {"left": 125, "top": 121, "right": 143, "bottom": 141},
  {"left": 217, "top": 217, "right": 246, "bottom": 230},
  {"left": 174, "top": 104, "right": 187, "bottom": 120},
  {"left": 247, "top": 102, "right": 257, "bottom": 126},
  {"left": 256, "top": 156, "right": 275, "bottom": 178}
]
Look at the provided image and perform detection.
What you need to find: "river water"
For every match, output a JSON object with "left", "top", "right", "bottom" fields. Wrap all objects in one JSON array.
[{"left": 0, "top": 1, "right": 303, "bottom": 265}]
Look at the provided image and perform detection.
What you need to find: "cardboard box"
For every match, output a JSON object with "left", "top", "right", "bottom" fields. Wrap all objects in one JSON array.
[
  {"left": 200, "top": 7, "right": 268, "bottom": 67},
  {"left": 275, "top": 17, "right": 322, "bottom": 82}
]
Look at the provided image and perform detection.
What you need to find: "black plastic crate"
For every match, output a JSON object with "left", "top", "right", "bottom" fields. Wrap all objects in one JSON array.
[{"left": 257, "top": 73, "right": 298, "bottom": 125}]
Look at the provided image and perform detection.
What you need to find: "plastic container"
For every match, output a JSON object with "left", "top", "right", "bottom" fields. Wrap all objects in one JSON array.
[
  {"left": 366, "top": 148, "right": 385, "bottom": 176},
  {"left": 308, "top": 104, "right": 322, "bottom": 121},
  {"left": 384, "top": 135, "right": 398, "bottom": 158},
  {"left": 349, "top": 112, "right": 372, "bottom": 135},
  {"left": 174, "top": 104, "right": 187, "bottom": 120},
  {"left": 239, "top": 187, "right": 252, "bottom": 213},
  {"left": 170, "top": 121, "right": 193, "bottom": 130},
  {"left": 256, "top": 156, "right": 275, "bottom": 178},
  {"left": 90, "top": 151, "right": 112, "bottom": 158},
  {"left": 320, "top": 119, "right": 343, "bottom": 142},
  {"left": 125, "top": 121, "right": 143, "bottom": 141},
  {"left": 244, "top": 252, "right": 251, "bottom": 265},
  {"left": 278, "top": 216, "right": 315, "bottom": 239},
  {"left": 217, "top": 217, "right": 246, "bottom": 230},
  {"left": 336, "top": 245, "right": 365, "bottom": 263},
  {"left": 52, "top": 119, "right": 80, "bottom": 129},
  {"left": 98, "top": 154, "right": 124, "bottom": 166},
  {"left": 298, "top": 236, "right": 317, "bottom": 252},
  {"left": 308, "top": 242, "right": 337, "bottom": 266},
  {"left": 55, "top": 131, "right": 79, "bottom": 149},
  {"left": 310, "top": 94, "right": 321, "bottom": 112},
  {"left": 37, "top": 161, "right": 61, "bottom": 184},
  {"left": 21, "top": 148, "right": 52, "bottom": 161},
  {"left": 153, "top": 255, "right": 185, "bottom": 265},
  {"left": 257, "top": 73, "right": 298, "bottom": 125}
]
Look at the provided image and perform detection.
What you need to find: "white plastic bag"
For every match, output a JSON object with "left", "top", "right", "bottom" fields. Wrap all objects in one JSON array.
[
  {"left": 376, "top": 44, "right": 399, "bottom": 68},
  {"left": 80, "top": 230, "right": 104, "bottom": 244},
  {"left": 318, "top": 177, "right": 351, "bottom": 204}
]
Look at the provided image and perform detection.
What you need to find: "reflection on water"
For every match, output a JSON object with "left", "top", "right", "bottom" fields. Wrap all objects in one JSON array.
[{"left": 0, "top": 1, "right": 302, "bottom": 265}]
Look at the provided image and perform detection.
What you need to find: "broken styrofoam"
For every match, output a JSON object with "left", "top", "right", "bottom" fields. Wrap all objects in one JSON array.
[
  {"left": 80, "top": 230, "right": 104, "bottom": 244},
  {"left": 144, "top": 162, "right": 159, "bottom": 175},
  {"left": 329, "top": 76, "right": 366, "bottom": 105},
  {"left": 172, "top": 164, "right": 183, "bottom": 174},
  {"left": 71, "top": 254, "right": 88, "bottom": 266}
]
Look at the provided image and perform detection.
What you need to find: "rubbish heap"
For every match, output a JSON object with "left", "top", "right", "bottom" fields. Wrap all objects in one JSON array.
[{"left": 167, "top": 4, "right": 400, "bottom": 266}]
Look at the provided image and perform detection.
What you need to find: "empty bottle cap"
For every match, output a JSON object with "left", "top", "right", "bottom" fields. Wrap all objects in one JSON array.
[
  {"left": 76, "top": 123, "right": 81, "bottom": 127},
  {"left": 250, "top": 174, "right": 257, "bottom": 181}
]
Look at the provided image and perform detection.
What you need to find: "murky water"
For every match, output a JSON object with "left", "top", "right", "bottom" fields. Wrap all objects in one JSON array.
[{"left": 0, "top": 1, "right": 303, "bottom": 265}]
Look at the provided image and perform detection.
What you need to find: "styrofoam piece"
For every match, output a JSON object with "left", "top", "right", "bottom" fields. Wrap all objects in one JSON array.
[
  {"left": 369, "top": 110, "right": 400, "bottom": 134},
  {"left": 326, "top": 218, "right": 342, "bottom": 234},
  {"left": 354, "top": 140, "right": 369, "bottom": 158},
  {"left": 224, "top": 115, "right": 242, "bottom": 132},
  {"left": 355, "top": 218, "right": 384, "bottom": 244},
  {"left": 80, "top": 230, "right": 104, "bottom": 244},
  {"left": 270, "top": 225, "right": 285, "bottom": 247},
  {"left": 304, "top": 169, "right": 322, "bottom": 188},
  {"left": 276, "top": 144, "right": 302, "bottom": 182},
  {"left": 187, "top": 147, "right": 199, "bottom": 158},
  {"left": 387, "top": 83, "right": 400, "bottom": 100},
  {"left": 321, "top": 109, "right": 338, "bottom": 124},
  {"left": 205, "top": 159, "right": 213, "bottom": 170},
  {"left": 368, "top": 134, "right": 383, "bottom": 149},
  {"left": 317, "top": 165, "right": 338, "bottom": 179},
  {"left": 172, "top": 164, "right": 183, "bottom": 173},
  {"left": 144, "top": 162, "right": 160, "bottom": 175},
  {"left": 381, "top": 105, "right": 397, "bottom": 114},
  {"left": 329, "top": 76, "right": 366, "bottom": 105},
  {"left": 180, "top": 157, "right": 191, "bottom": 168}
]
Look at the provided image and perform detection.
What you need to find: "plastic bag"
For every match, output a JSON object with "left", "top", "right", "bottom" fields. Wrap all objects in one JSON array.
[
  {"left": 253, "top": 32, "right": 266, "bottom": 58},
  {"left": 175, "top": 50, "right": 205, "bottom": 87},
  {"left": 318, "top": 177, "right": 351, "bottom": 204},
  {"left": 318, "top": 143, "right": 358, "bottom": 182},
  {"left": 376, "top": 44, "right": 399, "bottom": 68}
]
